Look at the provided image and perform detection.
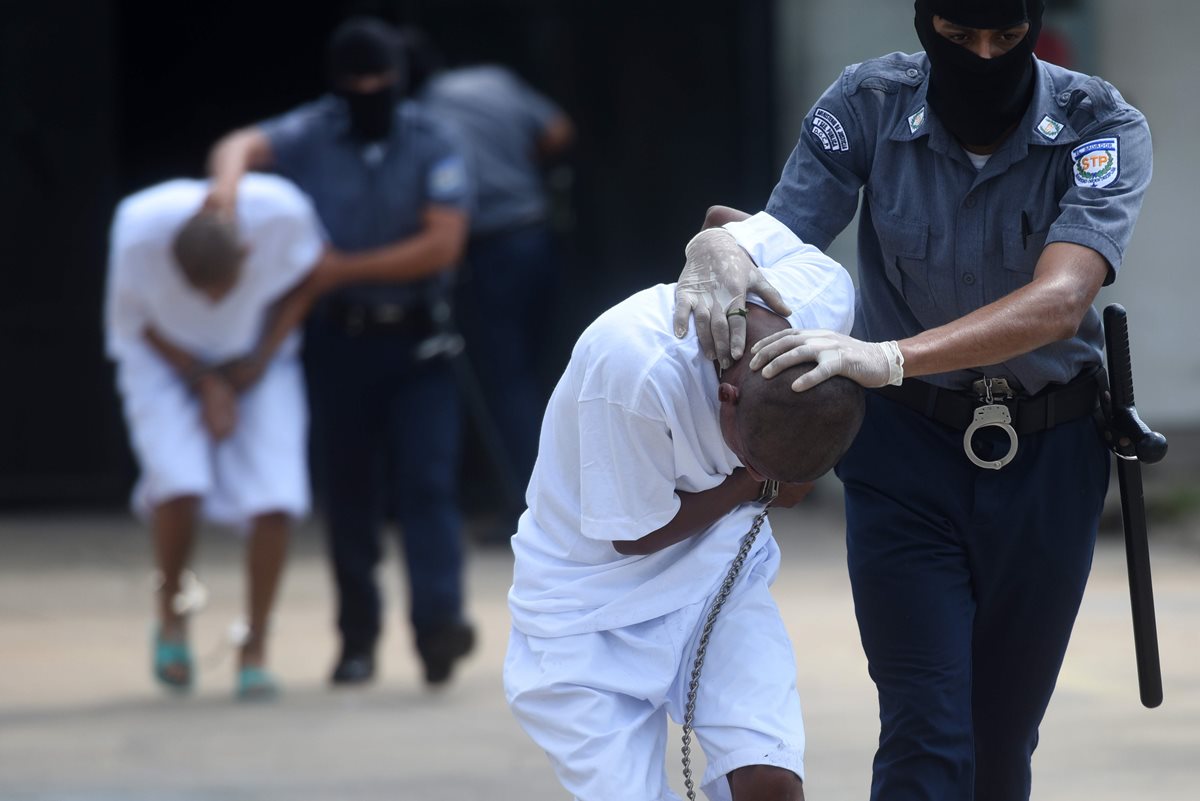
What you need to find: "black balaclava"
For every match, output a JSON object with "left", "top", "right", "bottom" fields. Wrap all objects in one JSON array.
[
  {"left": 914, "top": 0, "right": 1044, "bottom": 147},
  {"left": 326, "top": 17, "right": 405, "bottom": 142}
]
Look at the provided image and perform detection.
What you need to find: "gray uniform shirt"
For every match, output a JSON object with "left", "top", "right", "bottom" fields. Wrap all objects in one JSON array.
[
  {"left": 260, "top": 96, "right": 472, "bottom": 306},
  {"left": 766, "top": 53, "right": 1152, "bottom": 394},
  {"left": 419, "top": 66, "right": 563, "bottom": 236}
]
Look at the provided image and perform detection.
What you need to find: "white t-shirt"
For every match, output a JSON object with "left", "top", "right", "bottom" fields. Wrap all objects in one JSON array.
[
  {"left": 105, "top": 174, "right": 324, "bottom": 365},
  {"left": 508, "top": 212, "right": 855, "bottom": 638}
]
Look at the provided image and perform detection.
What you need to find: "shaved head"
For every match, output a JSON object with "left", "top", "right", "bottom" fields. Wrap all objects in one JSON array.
[
  {"left": 736, "top": 363, "right": 865, "bottom": 483},
  {"left": 719, "top": 305, "right": 865, "bottom": 483},
  {"left": 171, "top": 211, "right": 243, "bottom": 296}
]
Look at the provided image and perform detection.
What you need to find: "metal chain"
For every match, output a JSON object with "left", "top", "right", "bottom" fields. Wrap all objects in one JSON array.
[{"left": 681, "top": 508, "right": 770, "bottom": 800}]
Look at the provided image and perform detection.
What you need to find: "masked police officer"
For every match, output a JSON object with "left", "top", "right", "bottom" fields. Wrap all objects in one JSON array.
[
  {"left": 206, "top": 17, "right": 476, "bottom": 688},
  {"left": 674, "top": 2, "right": 1151, "bottom": 798}
]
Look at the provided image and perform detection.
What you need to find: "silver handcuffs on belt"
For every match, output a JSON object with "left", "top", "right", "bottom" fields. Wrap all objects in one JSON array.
[{"left": 964, "top": 377, "right": 1019, "bottom": 470}]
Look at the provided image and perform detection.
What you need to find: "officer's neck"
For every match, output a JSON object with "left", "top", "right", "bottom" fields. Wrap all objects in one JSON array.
[{"left": 960, "top": 120, "right": 1020, "bottom": 155}]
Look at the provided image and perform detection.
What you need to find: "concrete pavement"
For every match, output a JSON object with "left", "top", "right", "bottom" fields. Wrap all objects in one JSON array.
[{"left": 1, "top": 500, "right": 1197, "bottom": 800}]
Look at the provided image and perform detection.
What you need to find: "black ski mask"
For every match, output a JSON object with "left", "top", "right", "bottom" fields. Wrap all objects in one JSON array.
[
  {"left": 326, "top": 17, "right": 405, "bottom": 142},
  {"left": 914, "top": 0, "right": 1044, "bottom": 147},
  {"left": 338, "top": 84, "right": 398, "bottom": 142}
]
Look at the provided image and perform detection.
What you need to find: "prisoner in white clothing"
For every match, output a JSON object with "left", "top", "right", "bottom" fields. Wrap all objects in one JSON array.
[
  {"left": 106, "top": 174, "right": 324, "bottom": 525},
  {"left": 504, "top": 212, "right": 855, "bottom": 800}
]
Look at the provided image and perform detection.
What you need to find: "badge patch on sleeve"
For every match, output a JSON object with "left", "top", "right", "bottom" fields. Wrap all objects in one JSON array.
[
  {"left": 1071, "top": 137, "right": 1119, "bottom": 188},
  {"left": 429, "top": 156, "right": 468, "bottom": 199},
  {"left": 811, "top": 107, "right": 850, "bottom": 152}
]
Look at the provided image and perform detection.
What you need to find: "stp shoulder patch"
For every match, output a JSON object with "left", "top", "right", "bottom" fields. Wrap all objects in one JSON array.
[
  {"left": 811, "top": 107, "right": 850, "bottom": 153},
  {"left": 1071, "top": 137, "right": 1119, "bottom": 189}
]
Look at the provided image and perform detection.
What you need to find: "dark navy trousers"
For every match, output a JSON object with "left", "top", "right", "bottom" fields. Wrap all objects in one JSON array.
[
  {"left": 457, "top": 223, "right": 558, "bottom": 494},
  {"left": 307, "top": 318, "right": 465, "bottom": 652},
  {"left": 836, "top": 392, "right": 1110, "bottom": 801}
]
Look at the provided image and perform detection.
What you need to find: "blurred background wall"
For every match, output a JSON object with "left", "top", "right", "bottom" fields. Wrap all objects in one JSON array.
[{"left": 1, "top": 0, "right": 1194, "bottom": 507}]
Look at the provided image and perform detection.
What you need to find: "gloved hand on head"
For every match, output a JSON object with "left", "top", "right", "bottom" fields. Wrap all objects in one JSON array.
[
  {"left": 750, "top": 329, "right": 905, "bottom": 392},
  {"left": 673, "top": 228, "right": 792, "bottom": 368}
]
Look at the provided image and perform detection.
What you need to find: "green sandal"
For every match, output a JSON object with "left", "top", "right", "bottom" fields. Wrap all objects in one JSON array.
[
  {"left": 236, "top": 665, "right": 280, "bottom": 701},
  {"left": 153, "top": 627, "right": 193, "bottom": 692}
]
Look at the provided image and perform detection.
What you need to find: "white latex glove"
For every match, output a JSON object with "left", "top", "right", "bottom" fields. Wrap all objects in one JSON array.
[
  {"left": 673, "top": 228, "right": 791, "bottom": 368},
  {"left": 749, "top": 328, "right": 905, "bottom": 392}
]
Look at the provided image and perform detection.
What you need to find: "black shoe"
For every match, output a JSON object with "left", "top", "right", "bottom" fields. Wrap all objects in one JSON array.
[
  {"left": 416, "top": 622, "right": 476, "bottom": 686},
  {"left": 330, "top": 648, "right": 376, "bottom": 686}
]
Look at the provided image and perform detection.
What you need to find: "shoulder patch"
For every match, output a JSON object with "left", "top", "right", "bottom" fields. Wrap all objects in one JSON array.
[
  {"left": 429, "top": 155, "right": 468, "bottom": 197},
  {"left": 811, "top": 107, "right": 850, "bottom": 153},
  {"left": 1071, "top": 137, "right": 1119, "bottom": 188}
]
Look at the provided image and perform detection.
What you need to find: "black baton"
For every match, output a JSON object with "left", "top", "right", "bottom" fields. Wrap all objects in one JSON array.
[{"left": 1102, "top": 303, "right": 1167, "bottom": 708}]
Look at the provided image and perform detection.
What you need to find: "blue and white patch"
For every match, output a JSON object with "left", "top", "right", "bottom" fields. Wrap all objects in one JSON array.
[
  {"left": 811, "top": 107, "right": 849, "bottom": 152},
  {"left": 1071, "top": 137, "right": 1120, "bottom": 189},
  {"left": 1036, "top": 114, "right": 1065, "bottom": 141},
  {"left": 907, "top": 107, "right": 926, "bottom": 135},
  {"left": 428, "top": 155, "right": 469, "bottom": 200}
]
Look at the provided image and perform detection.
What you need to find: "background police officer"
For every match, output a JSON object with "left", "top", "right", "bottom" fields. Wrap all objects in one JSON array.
[
  {"left": 206, "top": 17, "right": 476, "bottom": 688},
  {"left": 674, "top": 1, "right": 1151, "bottom": 798},
  {"left": 401, "top": 29, "right": 575, "bottom": 536}
]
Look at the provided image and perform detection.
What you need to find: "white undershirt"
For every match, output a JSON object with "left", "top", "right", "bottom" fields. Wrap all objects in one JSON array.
[{"left": 965, "top": 149, "right": 993, "bottom": 171}]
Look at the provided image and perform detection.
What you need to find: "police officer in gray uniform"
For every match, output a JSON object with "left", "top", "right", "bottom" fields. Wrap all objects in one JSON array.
[
  {"left": 206, "top": 17, "right": 476, "bottom": 687},
  {"left": 674, "top": 1, "right": 1151, "bottom": 798}
]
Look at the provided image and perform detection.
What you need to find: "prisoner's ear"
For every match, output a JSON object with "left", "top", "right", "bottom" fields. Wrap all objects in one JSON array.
[{"left": 717, "top": 382, "right": 741, "bottom": 405}]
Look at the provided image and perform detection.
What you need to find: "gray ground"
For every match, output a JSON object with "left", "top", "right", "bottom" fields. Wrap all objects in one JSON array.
[{"left": 2, "top": 492, "right": 1198, "bottom": 801}]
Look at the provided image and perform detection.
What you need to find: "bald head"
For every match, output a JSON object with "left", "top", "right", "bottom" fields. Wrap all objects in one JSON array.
[
  {"left": 719, "top": 305, "right": 865, "bottom": 483},
  {"left": 171, "top": 211, "right": 244, "bottom": 299}
]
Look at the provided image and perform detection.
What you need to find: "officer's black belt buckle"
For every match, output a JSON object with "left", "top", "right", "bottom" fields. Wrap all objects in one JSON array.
[
  {"left": 328, "top": 300, "right": 430, "bottom": 336},
  {"left": 964, "top": 377, "right": 1018, "bottom": 470}
]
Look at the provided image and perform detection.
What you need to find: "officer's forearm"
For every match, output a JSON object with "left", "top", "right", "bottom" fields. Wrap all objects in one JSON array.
[
  {"left": 612, "top": 469, "right": 761, "bottom": 556},
  {"left": 321, "top": 207, "right": 468, "bottom": 287},
  {"left": 898, "top": 242, "right": 1109, "bottom": 378},
  {"left": 207, "top": 128, "right": 273, "bottom": 205},
  {"left": 246, "top": 280, "right": 317, "bottom": 367},
  {"left": 536, "top": 114, "right": 575, "bottom": 161}
]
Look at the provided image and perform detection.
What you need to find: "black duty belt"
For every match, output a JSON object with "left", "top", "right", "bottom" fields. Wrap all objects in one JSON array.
[
  {"left": 874, "top": 370, "right": 1103, "bottom": 470},
  {"left": 321, "top": 300, "right": 435, "bottom": 337}
]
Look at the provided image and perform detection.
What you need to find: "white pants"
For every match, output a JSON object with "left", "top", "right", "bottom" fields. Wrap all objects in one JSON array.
[
  {"left": 117, "top": 347, "right": 309, "bottom": 529},
  {"left": 504, "top": 550, "right": 805, "bottom": 801}
]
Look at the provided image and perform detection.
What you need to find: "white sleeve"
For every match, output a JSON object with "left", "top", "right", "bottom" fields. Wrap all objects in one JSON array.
[
  {"left": 274, "top": 191, "right": 325, "bottom": 291},
  {"left": 725, "top": 211, "right": 855, "bottom": 335},
  {"left": 577, "top": 399, "right": 681, "bottom": 543},
  {"left": 104, "top": 216, "right": 152, "bottom": 362},
  {"left": 723, "top": 211, "right": 825, "bottom": 267},
  {"left": 244, "top": 178, "right": 327, "bottom": 300}
]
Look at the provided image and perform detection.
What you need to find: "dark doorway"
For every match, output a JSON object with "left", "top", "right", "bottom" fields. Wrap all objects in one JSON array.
[{"left": 0, "top": 0, "right": 777, "bottom": 506}]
